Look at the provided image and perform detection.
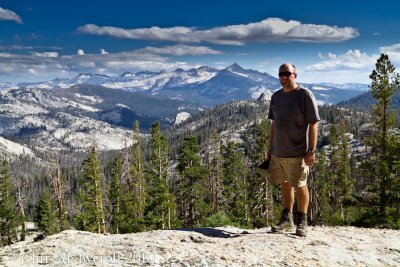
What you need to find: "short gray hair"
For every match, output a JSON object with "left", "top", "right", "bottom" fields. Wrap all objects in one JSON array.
[{"left": 279, "top": 63, "right": 296, "bottom": 73}]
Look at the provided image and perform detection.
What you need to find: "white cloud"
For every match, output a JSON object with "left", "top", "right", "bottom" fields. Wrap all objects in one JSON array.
[
  {"left": 318, "top": 52, "right": 324, "bottom": 59},
  {"left": 0, "top": 45, "right": 63, "bottom": 51},
  {"left": 31, "top": 52, "right": 59, "bottom": 58},
  {"left": 100, "top": 48, "right": 108, "bottom": 54},
  {"left": 0, "top": 45, "right": 220, "bottom": 82},
  {"left": 137, "top": 44, "right": 223, "bottom": 56},
  {"left": 300, "top": 70, "right": 372, "bottom": 84},
  {"left": 0, "top": 7, "right": 23, "bottom": 24},
  {"left": 77, "top": 18, "right": 358, "bottom": 45},
  {"left": 306, "top": 50, "right": 377, "bottom": 72},
  {"left": 328, "top": 53, "right": 337, "bottom": 59},
  {"left": 380, "top": 43, "right": 400, "bottom": 63}
]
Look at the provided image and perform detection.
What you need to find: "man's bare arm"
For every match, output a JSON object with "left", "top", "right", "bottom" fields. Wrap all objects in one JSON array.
[
  {"left": 304, "top": 122, "right": 318, "bottom": 166},
  {"left": 267, "top": 120, "right": 275, "bottom": 159}
]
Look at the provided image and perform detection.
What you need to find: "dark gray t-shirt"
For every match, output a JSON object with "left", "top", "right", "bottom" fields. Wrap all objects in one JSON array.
[{"left": 268, "top": 86, "right": 320, "bottom": 158}]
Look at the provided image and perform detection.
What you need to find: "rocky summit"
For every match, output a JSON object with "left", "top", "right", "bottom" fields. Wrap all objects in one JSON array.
[{"left": 0, "top": 226, "right": 399, "bottom": 266}]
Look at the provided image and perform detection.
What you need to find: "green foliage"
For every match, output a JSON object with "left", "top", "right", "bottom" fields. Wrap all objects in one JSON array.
[
  {"left": 310, "top": 150, "right": 332, "bottom": 225},
  {"left": 75, "top": 146, "right": 106, "bottom": 233},
  {"left": 222, "top": 142, "right": 250, "bottom": 226},
  {"left": 130, "top": 120, "right": 146, "bottom": 225},
  {"left": 250, "top": 118, "right": 274, "bottom": 227},
  {"left": 205, "top": 129, "right": 223, "bottom": 214},
  {"left": 34, "top": 190, "right": 57, "bottom": 235},
  {"left": 108, "top": 153, "right": 123, "bottom": 234},
  {"left": 202, "top": 211, "right": 240, "bottom": 228},
  {"left": 176, "top": 136, "right": 210, "bottom": 227},
  {"left": 145, "top": 121, "right": 179, "bottom": 229},
  {"left": 361, "top": 54, "right": 400, "bottom": 222},
  {"left": 0, "top": 161, "right": 23, "bottom": 246},
  {"left": 252, "top": 118, "right": 270, "bottom": 163},
  {"left": 352, "top": 207, "right": 399, "bottom": 228}
]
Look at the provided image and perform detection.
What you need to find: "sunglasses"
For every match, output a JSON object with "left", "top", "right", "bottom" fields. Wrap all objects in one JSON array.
[{"left": 278, "top": 71, "right": 295, "bottom": 77}]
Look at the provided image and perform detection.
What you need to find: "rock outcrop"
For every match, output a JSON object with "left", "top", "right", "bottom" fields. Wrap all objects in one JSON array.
[{"left": 0, "top": 226, "right": 399, "bottom": 266}]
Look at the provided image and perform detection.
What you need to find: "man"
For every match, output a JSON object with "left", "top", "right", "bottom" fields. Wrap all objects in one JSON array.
[{"left": 267, "top": 63, "right": 320, "bottom": 237}]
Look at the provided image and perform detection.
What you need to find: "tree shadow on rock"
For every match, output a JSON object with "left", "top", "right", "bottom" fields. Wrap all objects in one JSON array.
[{"left": 175, "top": 228, "right": 251, "bottom": 239}]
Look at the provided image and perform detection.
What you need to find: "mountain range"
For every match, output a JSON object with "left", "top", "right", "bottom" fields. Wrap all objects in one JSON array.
[
  {"left": 338, "top": 89, "right": 400, "bottom": 113},
  {"left": 0, "top": 63, "right": 371, "bottom": 154},
  {"left": 1, "top": 63, "right": 368, "bottom": 107}
]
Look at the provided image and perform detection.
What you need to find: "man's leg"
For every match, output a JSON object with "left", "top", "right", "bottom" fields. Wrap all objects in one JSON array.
[
  {"left": 295, "top": 185, "right": 309, "bottom": 236},
  {"left": 271, "top": 181, "right": 295, "bottom": 232},
  {"left": 296, "top": 185, "right": 309, "bottom": 213},
  {"left": 282, "top": 181, "right": 294, "bottom": 211}
]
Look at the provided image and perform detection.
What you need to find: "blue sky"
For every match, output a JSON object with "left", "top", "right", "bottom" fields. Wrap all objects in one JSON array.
[{"left": 1, "top": 0, "right": 400, "bottom": 84}]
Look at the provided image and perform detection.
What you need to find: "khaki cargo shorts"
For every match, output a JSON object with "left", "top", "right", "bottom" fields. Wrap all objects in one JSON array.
[{"left": 270, "top": 155, "right": 309, "bottom": 188}]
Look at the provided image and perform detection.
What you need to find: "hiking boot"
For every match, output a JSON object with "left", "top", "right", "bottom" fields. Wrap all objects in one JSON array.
[
  {"left": 296, "top": 212, "right": 308, "bottom": 237},
  {"left": 271, "top": 209, "right": 294, "bottom": 233}
]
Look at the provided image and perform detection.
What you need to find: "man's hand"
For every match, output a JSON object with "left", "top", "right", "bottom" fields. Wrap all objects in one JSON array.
[{"left": 304, "top": 152, "right": 315, "bottom": 166}]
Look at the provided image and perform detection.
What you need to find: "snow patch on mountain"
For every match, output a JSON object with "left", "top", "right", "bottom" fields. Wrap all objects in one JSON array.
[
  {"left": 74, "top": 93, "right": 103, "bottom": 104},
  {"left": 116, "top": 103, "right": 130, "bottom": 109},
  {"left": 35, "top": 112, "right": 134, "bottom": 151},
  {"left": 312, "top": 86, "right": 330, "bottom": 91},
  {"left": 26, "top": 83, "right": 53, "bottom": 89},
  {"left": 0, "top": 136, "right": 34, "bottom": 157}
]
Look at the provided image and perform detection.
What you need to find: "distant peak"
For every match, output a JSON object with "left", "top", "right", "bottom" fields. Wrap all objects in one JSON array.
[
  {"left": 120, "top": 72, "right": 134, "bottom": 77},
  {"left": 174, "top": 68, "right": 185, "bottom": 73},
  {"left": 226, "top": 63, "right": 244, "bottom": 71},
  {"left": 135, "top": 70, "right": 157, "bottom": 76},
  {"left": 75, "top": 73, "right": 108, "bottom": 78},
  {"left": 197, "top": 66, "right": 217, "bottom": 72}
]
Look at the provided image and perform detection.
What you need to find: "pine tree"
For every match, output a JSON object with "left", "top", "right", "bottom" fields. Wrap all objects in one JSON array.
[
  {"left": 77, "top": 146, "right": 106, "bottom": 233},
  {"left": 34, "top": 190, "right": 58, "bottom": 235},
  {"left": 49, "top": 155, "right": 69, "bottom": 231},
  {"left": 109, "top": 153, "right": 123, "bottom": 234},
  {"left": 337, "top": 120, "right": 353, "bottom": 223},
  {"left": 0, "top": 161, "right": 23, "bottom": 246},
  {"left": 253, "top": 118, "right": 270, "bottom": 162},
  {"left": 221, "top": 142, "right": 250, "bottom": 226},
  {"left": 205, "top": 129, "right": 223, "bottom": 214},
  {"left": 130, "top": 120, "right": 146, "bottom": 229},
  {"left": 328, "top": 124, "right": 342, "bottom": 224},
  {"left": 311, "top": 150, "right": 331, "bottom": 225},
  {"left": 392, "top": 141, "right": 400, "bottom": 225},
  {"left": 363, "top": 53, "right": 400, "bottom": 223},
  {"left": 251, "top": 118, "right": 274, "bottom": 226},
  {"left": 176, "top": 136, "right": 209, "bottom": 227},
  {"left": 145, "top": 121, "right": 178, "bottom": 229}
]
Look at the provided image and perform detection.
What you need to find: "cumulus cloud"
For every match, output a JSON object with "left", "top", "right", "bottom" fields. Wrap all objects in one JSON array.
[
  {"left": 100, "top": 48, "right": 108, "bottom": 54},
  {"left": 77, "top": 18, "right": 358, "bottom": 45},
  {"left": 31, "top": 52, "right": 59, "bottom": 58},
  {"left": 0, "top": 7, "right": 23, "bottom": 24},
  {"left": 380, "top": 43, "right": 400, "bottom": 63},
  {"left": 306, "top": 50, "right": 377, "bottom": 72},
  {"left": 137, "top": 44, "right": 222, "bottom": 56},
  {"left": 77, "top": 49, "right": 85, "bottom": 55}
]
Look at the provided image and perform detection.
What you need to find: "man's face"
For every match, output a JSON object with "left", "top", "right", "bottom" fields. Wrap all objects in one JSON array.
[{"left": 279, "top": 65, "right": 297, "bottom": 89}]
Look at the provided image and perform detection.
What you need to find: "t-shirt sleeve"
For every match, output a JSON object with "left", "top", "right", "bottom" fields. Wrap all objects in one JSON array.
[{"left": 305, "top": 91, "right": 320, "bottom": 123}]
